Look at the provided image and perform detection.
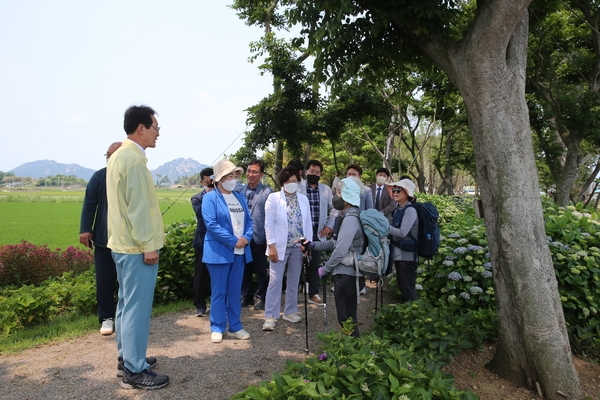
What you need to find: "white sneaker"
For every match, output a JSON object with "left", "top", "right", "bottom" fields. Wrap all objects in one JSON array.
[
  {"left": 262, "top": 317, "right": 276, "bottom": 331},
  {"left": 211, "top": 332, "right": 223, "bottom": 343},
  {"left": 228, "top": 329, "right": 251, "bottom": 340},
  {"left": 100, "top": 318, "right": 114, "bottom": 335},
  {"left": 282, "top": 313, "right": 301, "bottom": 323},
  {"left": 330, "top": 286, "right": 335, "bottom": 292},
  {"left": 360, "top": 287, "right": 367, "bottom": 295}
]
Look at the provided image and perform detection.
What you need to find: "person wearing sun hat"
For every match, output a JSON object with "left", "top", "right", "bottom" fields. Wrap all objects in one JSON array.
[
  {"left": 202, "top": 159, "right": 253, "bottom": 343},
  {"left": 386, "top": 178, "right": 419, "bottom": 303},
  {"left": 301, "top": 177, "right": 365, "bottom": 337}
]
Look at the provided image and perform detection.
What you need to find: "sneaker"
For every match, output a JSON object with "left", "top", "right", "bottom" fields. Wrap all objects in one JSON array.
[
  {"left": 282, "top": 313, "right": 301, "bottom": 323},
  {"left": 241, "top": 297, "right": 254, "bottom": 307},
  {"left": 211, "top": 332, "right": 223, "bottom": 343},
  {"left": 100, "top": 318, "right": 114, "bottom": 335},
  {"left": 308, "top": 294, "right": 324, "bottom": 305},
  {"left": 330, "top": 286, "right": 335, "bottom": 292},
  {"left": 227, "top": 329, "right": 251, "bottom": 340},
  {"left": 195, "top": 307, "right": 207, "bottom": 317},
  {"left": 359, "top": 287, "right": 367, "bottom": 295},
  {"left": 253, "top": 299, "right": 265, "bottom": 311},
  {"left": 117, "top": 356, "right": 157, "bottom": 377},
  {"left": 120, "top": 367, "right": 169, "bottom": 390},
  {"left": 262, "top": 317, "right": 276, "bottom": 331}
]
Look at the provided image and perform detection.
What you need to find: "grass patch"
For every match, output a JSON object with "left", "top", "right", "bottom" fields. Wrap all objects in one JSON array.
[
  {"left": 0, "top": 202, "right": 195, "bottom": 249},
  {"left": 0, "top": 300, "right": 193, "bottom": 355}
]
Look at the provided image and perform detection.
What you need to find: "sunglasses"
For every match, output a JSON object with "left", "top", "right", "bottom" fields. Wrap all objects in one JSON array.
[{"left": 392, "top": 187, "right": 403, "bottom": 193}]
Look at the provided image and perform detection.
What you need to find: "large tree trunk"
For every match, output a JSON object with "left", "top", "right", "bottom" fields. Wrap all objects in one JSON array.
[
  {"left": 554, "top": 135, "right": 582, "bottom": 206},
  {"left": 422, "top": 3, "right": 581, "bottom": 399}
]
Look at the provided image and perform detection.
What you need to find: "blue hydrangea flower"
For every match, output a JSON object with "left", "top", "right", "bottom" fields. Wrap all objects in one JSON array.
[
  {"left": 459, "top": 292, "right": 471, "bottom": 300},
  {"left": 469, "top": 286, "right": 483, "bottom": 295},
  {"left": 546, "top": 236, "right": 553, "bottom": 242},
  {"left": 448, "top": 233, "right": 461, "bottom": 238},
  {"left": 481, "top": 270, "right": 493, "bottom": 278},
  {"left": 445, "top": 255, "right": 458, "bottom": 260},
  {"left": 581, "top": 232, "right": 591, "bottom": 237},
  {"left": 457, "top": 238, "right": 469, "bottom": 245},
  {"left": 415, "top": 284, "right": 423, "bottom": 291},
  {"left": 416, "top": 267, "right": 426, "bottom": 274},
  {"left": 448, "top": 271, "right": 462, "bottom": 281},
  {"left": 434, "top": 272, "right": 446, "bottom": 279},
  {"left": 550, "top": 241, "right": 564, "bottom": 248},
  {"left": 462, "top": 275, "right": 472, "bottom": 282},
  {"left": 453, "top": 247, "right": 467, "bottom": 254},
  {"left": 467, "top": 245, "right": 484, "bottom": 251},
  {"left": 485, "top": 252, "right": 490, "bottom": 259},
  {"left": 443, "top": 260, "right": 455, "bottom": 267},
  {"left": 483, "top": 262, "right": 492, "bottom": 271}
]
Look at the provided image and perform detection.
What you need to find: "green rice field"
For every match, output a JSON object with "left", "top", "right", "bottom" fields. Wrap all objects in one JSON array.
[{"left": 0, "top": 189, "right": 198, "bottom": 250}]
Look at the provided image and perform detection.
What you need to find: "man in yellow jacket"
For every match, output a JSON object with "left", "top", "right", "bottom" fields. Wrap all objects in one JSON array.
[{"left": 106, "top": 105, "right": 169, "bottom": 390}]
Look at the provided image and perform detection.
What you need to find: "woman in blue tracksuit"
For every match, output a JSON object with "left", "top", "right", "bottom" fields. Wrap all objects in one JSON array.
[{"left": 202, "top": 160, "right": 253, "bottom": 343}]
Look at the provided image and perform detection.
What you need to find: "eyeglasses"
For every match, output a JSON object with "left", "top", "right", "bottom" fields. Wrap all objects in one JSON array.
[
  {"left": 150, "top": 125, "right": 161, "bottom": 132},
  {"left": 392, "top": 188, "right": 403, "bottom": 193}
]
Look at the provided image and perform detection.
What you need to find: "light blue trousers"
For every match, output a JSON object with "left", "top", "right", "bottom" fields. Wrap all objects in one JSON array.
[
  {"left": 113, "top": 252, "right": 158, "bottom": 373},
  {"left": 264, "top": 247, "right": 303, "bottom": 319},
  {"left": 206, "top": 254, "right": 245, "bottom": 333}
]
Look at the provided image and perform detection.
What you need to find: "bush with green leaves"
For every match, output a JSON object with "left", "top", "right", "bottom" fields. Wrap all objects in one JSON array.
[
  {"left": 408, "top": 199, "right": 600, "bottom": 357},
  {"left": 232, "top": 330, "right": 477, "bottom": 400},
  {"left": 0, "top": 241, "right": 93, "bottom": 286},
  {"left": 372, "top": 300, "right": 497, "bottom": 365},
  {"left": 0, "top": 269, "right": 96, "bottom": 335},
  {"left": 154, "top": 219, "right": 196, "bottom": 305},
  {"left": 543, "top": 204, "right": 600, "bottom": 356}
]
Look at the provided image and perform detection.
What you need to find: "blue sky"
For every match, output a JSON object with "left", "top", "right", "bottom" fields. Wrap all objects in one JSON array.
[{"left": 0, "top": 1, "right": 275, "bottom": 172}]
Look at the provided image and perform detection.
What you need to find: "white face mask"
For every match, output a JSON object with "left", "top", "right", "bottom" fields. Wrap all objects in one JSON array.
[
  {"left": 221, "top": 179, "right": 237, "bottom": 191},
  {"left": 376, "top": 176, "right": 387, "bottom": 185},
  {"left": 284, "top": 182, "right": 298, "bottom": 193}
]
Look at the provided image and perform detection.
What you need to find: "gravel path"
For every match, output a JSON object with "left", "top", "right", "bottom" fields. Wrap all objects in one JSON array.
[{"left": 0, "top": 281, "right": 381, "bottom": 400}]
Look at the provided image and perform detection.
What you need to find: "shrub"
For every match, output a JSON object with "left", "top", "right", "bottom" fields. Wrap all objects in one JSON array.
[
  {"left": 0, "top": 241, "right": 93, "bottom": 287},
  {"left": 154, "top": 219, "right": 196, "bottom": 304},
  {"left": 232, "top": 331, "right": 478, "bottom": 400},
  {"left": 0, "top": 269, "right": 96, "bottom": 335}
]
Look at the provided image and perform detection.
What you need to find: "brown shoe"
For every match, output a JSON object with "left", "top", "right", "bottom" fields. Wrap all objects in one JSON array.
[{"left": 308, "top": 294, "right": 324, "bottom": 305}]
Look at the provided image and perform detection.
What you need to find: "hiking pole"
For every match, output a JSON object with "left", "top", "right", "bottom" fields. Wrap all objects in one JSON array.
[
  {"left": 299, "top": 237, "right": 309, "bottom": 354},
  {"left": 322, "top": 273, "right": 327, "bottom": 331}
]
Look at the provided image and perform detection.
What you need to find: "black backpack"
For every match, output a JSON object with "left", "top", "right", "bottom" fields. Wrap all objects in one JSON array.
[{"left": 391, "top": 201, "right": 440, "bottom": 258}]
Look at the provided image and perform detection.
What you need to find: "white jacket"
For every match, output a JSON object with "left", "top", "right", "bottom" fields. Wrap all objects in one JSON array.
[{"left": 264, "top": 190, "right": 313, "bottom": 258}]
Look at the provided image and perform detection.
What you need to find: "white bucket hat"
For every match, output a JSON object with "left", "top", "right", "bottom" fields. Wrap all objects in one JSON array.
[
  {"left": 387, "top": 178, "right": 416, "bottom": 197},
  {"left": 213, "top": 159, "right": 244, "bottom": 182}
]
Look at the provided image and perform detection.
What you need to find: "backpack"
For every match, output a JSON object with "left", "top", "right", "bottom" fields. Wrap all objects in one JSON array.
[
  {"left": 346, "top": 208, "right": 390, "bottom": 277},
  {"left": 391, "top": 201, "right": 440, "bottom": 258}
]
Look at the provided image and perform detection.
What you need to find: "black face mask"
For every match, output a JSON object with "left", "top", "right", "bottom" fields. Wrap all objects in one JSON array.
[
  {"left": 332, "top": 195, "right": 346, "bottom": 210},
  {"left": 306, "top": 174, "right": 320, "bottom": 185}
]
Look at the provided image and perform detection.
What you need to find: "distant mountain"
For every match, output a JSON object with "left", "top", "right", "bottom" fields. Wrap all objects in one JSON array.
[
  {"left": 151, "top": 158, "right": 208, "bottom": 184},
  {"left": 7, "top": 158, "right": 208, "bottom": 183},
  {"left": 10, "top": 160, "right": 97, "bottom": 181}
]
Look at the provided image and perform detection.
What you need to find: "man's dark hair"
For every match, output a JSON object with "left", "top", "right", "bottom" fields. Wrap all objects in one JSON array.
[
  {"left": 400, "top": 174, "right": 411, "bottom": 180},
  {"left": 200, "top": 167, "right": 214, "bottom": 179},
  {"left": 346, "top": 164, "right": 363, "bottom": 176},
  {"left": 376, "top": 167, "right": 390, "bottom": 177},
  {"left": 123, "top": 105, "right": 156, "bottom": 135},
  {"left": 248, "top": 159, "right": 265, "bottom": 173},
  {"left": 305, "top": 159, "right": 323, "bottom": 173},
  {"left": 278, "top": 166, "right": 301, "bottom": 186},
  {"left": 287, "top": 159, "right": 304, "bottom": 173}
]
